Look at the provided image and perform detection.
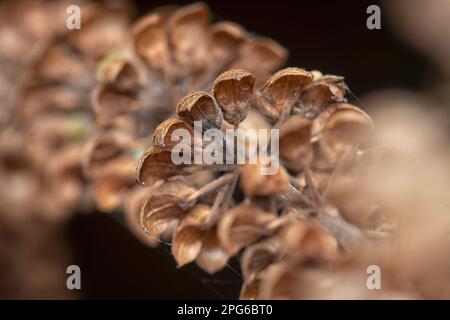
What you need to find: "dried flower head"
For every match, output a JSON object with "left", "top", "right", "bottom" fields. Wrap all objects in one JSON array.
[
  {"left": 83, "top": 2, "right": 288, "bottom": 250},
  {"left": 134, "top": 65, "right": 381, "bottom": 292}
]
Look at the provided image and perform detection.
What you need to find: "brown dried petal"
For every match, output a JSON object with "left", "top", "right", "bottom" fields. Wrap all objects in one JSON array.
[
  {"left": 168, "top": 2, "right": 210, "bottom": 70},
  {"left": 139, "top": 178, "right": 196, "bottom": 236},
  {"left": 240, "top": 159, "right": 289, "bottom": 197},
  {"left": 233, "top": 37, "right": 287, "bottom": 76},
  {"left": 208, "top": 21, "right": 247, "bottom": 64},
  {"left": 212, "top": 69, "right": 256, "bottom": 125},
  {"left": 132, "top": 13, "right": 168, "bottom": 70},
  {"left": 278, "top": 115, "right": 313, "bottom": 169},
  {"left": 176, "top": 91, "right": 223, "bottom": 130},
  {"left": 259, "top": 68, "right": 314, "bottom": 119},
  {"left": 195, "top": 227, "right": 229, "bottom": 274},
  {"left": 218, "top": 203, "right": 277, "bottom": 254},
  {"left": 172, "top": 204, "right": 212, "bottom": 267}
]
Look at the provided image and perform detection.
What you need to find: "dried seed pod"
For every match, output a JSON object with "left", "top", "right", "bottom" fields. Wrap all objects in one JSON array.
[
  {"left": 218, "top": 202, "right": 277, "bottom": 254},
  {"left": 212, "top": 69, "right": 256, "bottom": 126},
  {"left": 136, "top": 147, "right": 198, "bottom": 184},
  {"left": 240, "top": 158, "right": 289, "bottom": 197},
  {"left": 83, "top": 130, "right": 133, "bottom": 177},
  {"left": 91, "top": 83, "right": 139, "bottom": 117},
  {"left": 296, "top": 79, "right": 346, "bottom": 118},
  {"left": 97, "top": 54, "right": 142, "bottom": 91},
  {"left": 176, "top": 91, "right": 223, "bottom": 130},
  {"left": 259, "top": 67, "right": 313, "bottom": 119},
  {"left": 232, "top": 38, "right": 288, "bottom": 76},
  {"left": 241, "top": 237, "right": 281, "bottom": 280},
  {"left": 168, "top": 2, "right": 210, "bottom": 70},
  {"left": 36, "top": 44, "right": 93, "bottom": 86},
  {"left": 208, "top": 22, "right": 247, "bottom": 64},
  {"left": 124, "top": 188, "right": 158, "bottom": 248},
  {"left": 172, "top": 204, "right": 212, "bottom": 267},
  {"left": 46, "top": 144, "right": 85, "bottom": 211},
  {"left": 278, "top": 115, "right": 313, "bottom": 169},
  {"left": 93, "top": 156, "right": 136, "bottom": 212},
  {"left": 315, "top": 103, "right": 375, "bottom": 157},
  {"left": 152, "top": 117, "right": 194, "bottom": 149},
  {"left": 139, "top": 178, "right": 196, "bottom": 236},
  {"left": 278, "top": 220, "right": 338, "bottom": 260},
  {"left": 132, "top": 12, "right": 169, "bottom": 70},
  {"left": 195, "top": 227, "right": 229, "bottom": 274}
]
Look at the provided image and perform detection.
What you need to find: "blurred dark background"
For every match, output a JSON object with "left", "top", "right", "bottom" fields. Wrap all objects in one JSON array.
[{"left": 67, "top": 0, "right": 428, "bottom": 299}]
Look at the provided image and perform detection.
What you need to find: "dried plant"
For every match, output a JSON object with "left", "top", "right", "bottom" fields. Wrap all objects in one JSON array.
[
  {"left": 84, "top": 2, "right": 287, "bottom": 246},
  {"left": 131, "top": 66, "right": 427, "bottom": 299},
  {"left": 0, "top": 0, "right": 132, "bottom": 298}
]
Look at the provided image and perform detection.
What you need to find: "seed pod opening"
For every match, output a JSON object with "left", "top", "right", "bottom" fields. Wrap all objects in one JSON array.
[
  {"left": 213, "top": 69, "right": 256, "bottom": 126},
  {"left": 259, "top": 67, "right": 313, "bottom": 119},
  {"left": 168, "top": 2, "right": 210, "bottom": 70},
  {"left": 132, "top": 13, "right": 169, "bottom": 70},
  {"left": 176, "top": 91, "right": 223, "bottom": 130}
]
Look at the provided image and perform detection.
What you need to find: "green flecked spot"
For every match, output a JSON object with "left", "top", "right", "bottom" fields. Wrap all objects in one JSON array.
[
  {"left": 69, "top": 113, "right": 88, "bottom": 142},
  {"left": 96, "top": 51, "right": 121, "bottom": 81}
]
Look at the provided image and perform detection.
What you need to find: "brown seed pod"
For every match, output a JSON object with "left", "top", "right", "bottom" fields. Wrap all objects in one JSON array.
[
  {"left": 124, "top": 188, "right": 158, "bottom": 248},
  {"left": 93, "top": 156, "right": 136, "bottom": 212},
  {"left": 83, "top": 130, "right": 133, "bottom": 177},
  {"left": 168, "top": 2, "right": 210, "bottom": 70},
  {"left": 212, "top": 69, "right": 256, "bottom": 126},
  {"left": 208, "top": 22, "right": 247, "bottom": 65},
  {"left": 176, "top": 91, "right": 224, "bottom": 130},
  {"left": 217, "top": 202, "right": 277, "bottom": 255},
  {"left": 296, "top": 79, "right": 346, "bottom": 118},
  {"left": 195, "top": 227, "right": 229, "bottom": 274},
  {"left": 259, "top": 67, "right": 314, "bottom": 119},
  {"left": 232, "top": 38, "right": 288, "bottom": 77},
  {"left": 98, "top": 55, "right": 142, "bottom": 91},
  {"left": 240, "top": 158, "right": 290, "bottom": 197},
  {"left": 152, "top": 117, "right": 194, "bottom": 150},
  {"left": 139, "top": 178, "right": 196, "bottom": 236},
  {"left": 91, "top": 83, "right": 139, "bottom": 118},
  {"left": 136, "top": 147, "right": 198, "bottom": 184},
  {"left": 314, "top": 103, "right": 375, "bottom": 158},
  {"left": 241, "top": 237, "right": 281, "bottom": 280},
  {"left": 278, "top": 115, "right": 313, "bottom": 169},
  {"left": 132, "top": 13, "right": 168, "bottom": 70},
  {"left": 172, "top": 204, "right": 213, "bottom": 267}
]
